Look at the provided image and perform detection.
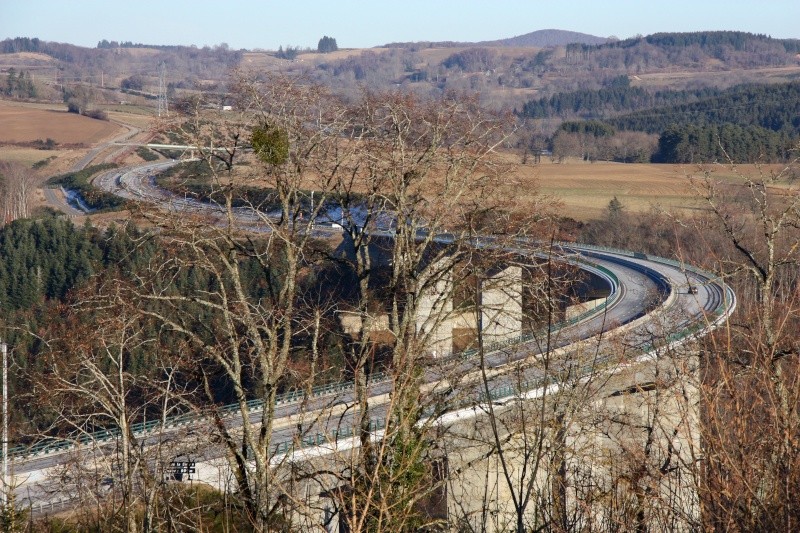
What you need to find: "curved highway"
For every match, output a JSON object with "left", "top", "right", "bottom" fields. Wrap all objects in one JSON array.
[
  {"left": 12, "top": 161, "right": 736, "bottom": 514},
  {"left": 42, "top": 120, "right": 143, "bottom": 216}
]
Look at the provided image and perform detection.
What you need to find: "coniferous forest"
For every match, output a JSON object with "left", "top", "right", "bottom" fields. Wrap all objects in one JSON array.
[{"left": 520, "top": 80, "right": 800, "bottom": 163}]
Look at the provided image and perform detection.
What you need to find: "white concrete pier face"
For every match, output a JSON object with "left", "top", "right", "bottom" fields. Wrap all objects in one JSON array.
[
  {"left": 191, "top": 455, "right": 236, "bottom": 492},
  {"left": 442, "top": 351, "right": 702, "bottom": 532},
  {"left": 565, "top": 297, "right": 606, "bottom": 321},
  {"left": 416, "top": 260, "right": 454, "bottom": 357},
  {"left": 480, "top": 265, "right": 523, "bottom": 345}
]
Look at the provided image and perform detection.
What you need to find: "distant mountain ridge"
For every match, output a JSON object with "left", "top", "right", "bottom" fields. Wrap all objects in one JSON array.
[
  {"left": 384, "top": 29, "right": 610, "bottom": 49},
  {"left": 479, "top": 29, "right": 611, "bottom": 47}
]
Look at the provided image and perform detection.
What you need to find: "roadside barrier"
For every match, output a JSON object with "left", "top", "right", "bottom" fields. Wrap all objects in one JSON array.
[{"left": 5, "top": 244, "right": 732, "bottom": 462}]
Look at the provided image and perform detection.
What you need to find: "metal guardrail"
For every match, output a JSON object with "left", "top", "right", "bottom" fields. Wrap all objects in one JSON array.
[
  {"left": 271, "top": 418, "right": 386, "bottom": 456},
  {"left": 7, "top": 243, "right": 729, "bottom": 462},
  {"left": 573, "top": 241, "right": 737, "bottom": 319},
  {"left": 25, "top": 270, "right": 731, "bottom": 509},
  {"left": 564, "top": 241, "right": 709, "bottom": 279},
  {"left": 454, "top": 258, "right": 620, "bottom": 361},
  {"left": 18, "top": 161, "right": 735, "bottom": 505},
  {"left": 441, "top": 245, "right": 736, "bottom": 420},
  {"left": 266, "top": 259, "right": 624, "bottom": 456},
  {"left": 471, "top": 283, "right": 734, "bottom": 408},
  {"left": 6, "top": 254, "right": 622, "bottom": 461},
  {"left": 7, "top": 372, "right": 388, "bottom": 460}
]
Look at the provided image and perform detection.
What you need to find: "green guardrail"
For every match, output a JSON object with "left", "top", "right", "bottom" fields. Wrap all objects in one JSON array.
[
  {"left": 10, "top": 243, "right": 728, "bottom": 462},
  {"left": 563, "top": 241, "right": 719, "bottom": 282},
  {"left": 456, "top": 258, "right": 621, "bottom": 361},
  {"left": 6, "top": 258, "right": 619, "bottom": 461},
  {"left": 5, "top": 248, "right": 622, "bottom": 460},
  {"left": 459, "top": 248, "right": 735, "bottom": 411},
  {"left": 6, "top": 373, "right": 388, "bottom": 460},
  {"left": 271, "top": 418, "right": 386, "bottom": 457}
]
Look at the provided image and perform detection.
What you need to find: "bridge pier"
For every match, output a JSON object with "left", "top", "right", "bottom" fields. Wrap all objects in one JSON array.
[
  {"left": 480, "top": 265, "right": 523, "bottom": 345},
  {"left": 416, "top": 259, "right": 454, "bottom": 357},
  {"left": 440, "top": 347, "right": 701, "bottom": 531}
]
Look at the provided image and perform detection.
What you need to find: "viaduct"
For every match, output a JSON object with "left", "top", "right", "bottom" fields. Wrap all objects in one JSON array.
[{"left": 7, "top": 162, "right": 735, "bottom": 531}]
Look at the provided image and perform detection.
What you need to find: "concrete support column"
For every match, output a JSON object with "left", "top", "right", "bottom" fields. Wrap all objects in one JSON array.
[
  {"left": 480, "top": 265, "right": 523, "bottom": 345},
  {"left": 416, "top": 260, "right": 454, "bottom": 357}
]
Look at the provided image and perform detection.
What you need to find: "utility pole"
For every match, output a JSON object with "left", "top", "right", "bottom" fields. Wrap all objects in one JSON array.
[{"left": 1, "top": 340, "right": 7, "bottom": 509}]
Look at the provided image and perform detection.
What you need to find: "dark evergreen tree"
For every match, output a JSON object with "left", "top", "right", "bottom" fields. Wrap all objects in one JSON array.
[
  {"left": 317, "top": 35, "right": 338, "bottom": 53},
  {"left": 611, "top": 82, "right": 800, "bottom": 135},
  {"left": 276, "top": 45, "right": 300, "bottom": 60},
  {"left": 559, "top": 120, "right": 615, "bottom": 137}
]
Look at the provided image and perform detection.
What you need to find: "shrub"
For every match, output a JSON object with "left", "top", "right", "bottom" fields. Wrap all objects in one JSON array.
[
  {"left": 48, "top": 163, "right": 127, "bottom": 211},
  {"left": 135, "top": 147, "right": 159, "bottom": 162},
  {"left": 33, "top": 156, "right": 57, "bottom": 169},
  {"left": 83, "top": 109, "right": 108, "bottom": 121}
]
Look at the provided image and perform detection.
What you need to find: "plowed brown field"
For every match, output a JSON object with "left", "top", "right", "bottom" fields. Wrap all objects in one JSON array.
[{"left": 0, "top": 101, "right": 122, "bottom": 145}]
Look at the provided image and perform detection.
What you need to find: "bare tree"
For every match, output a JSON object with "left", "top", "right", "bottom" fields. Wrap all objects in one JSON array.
[
  {"left": 129, "top": 83, "right": 577, "bottom": 532},
  {"left": 33, "top": 276, "right": 193, "bottom": 532},
  {"left": 444, "top": 250, "right": 613, "bottom": 533},
  {"left": 20, "top": 71, "right": 732, "bottom": 533},
  {"left": 0, "top": 162, "right": 37, "bottom": 223},
  {"left": 113, "top": 72, "right": 367, "bottom": 531},
  {"left": 317, "top": 89, "right": 536, "bottom": 532},
  {"left": 687, "top": 152, "right": 800, "bottom": 531}
]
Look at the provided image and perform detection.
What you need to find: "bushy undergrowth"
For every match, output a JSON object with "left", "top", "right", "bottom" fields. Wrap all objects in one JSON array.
[{"left": 48, "top": 163, "right": 127, "bottom": 211}]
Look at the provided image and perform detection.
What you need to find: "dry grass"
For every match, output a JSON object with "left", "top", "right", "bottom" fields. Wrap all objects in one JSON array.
[
  {"left": 506, "top": 157, "right": 796, "bottom": 221},
  {"left": 0, "top": 52, "right": 57, "bottom": 69},
  {"left": 243, "top": 45, "right": 542, "bottom": 72},
  {"left": 106, "top": 109, "right": 155, "bottom": 130},
  {"left": 413, "top": 45, "right": 541, "bottom": 65},
  {"left": 156, "top": 142, "right": 794, "bottom": 224},
  {"left": 244, "top": 48, "right": 400, "bottom": 72},
  {"left": 0, "top": 100, "right": 123, "bottom": 145},
  {"left": 1, "top": 52, "right": 56, "bottom": 62},
  {"left": 3, "top": 98, "right": 794, "bottom": 225},
  {"left": 300, "top": 47, "right": 393, "bottom": 62},
  {"left": 240, "top": 52, "right": 296, "bottom": 71},
  {"left": 90, "top": 157, "right": 796, "bottom": 230},
  {"left": 631, "top": 66, "right": 800, "bottom": 90},
  {"left": 0, "top": 147, "right": 64, "bottom": 168}
]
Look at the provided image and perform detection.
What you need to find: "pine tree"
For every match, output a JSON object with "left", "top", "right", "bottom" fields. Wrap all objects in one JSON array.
[{"left": 317, "top": 35, "right": 338, "bottom": 53}]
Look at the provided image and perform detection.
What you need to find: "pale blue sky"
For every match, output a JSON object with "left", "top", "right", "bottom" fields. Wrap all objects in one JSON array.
[{"left": 2, "top": 1, "right": 798, "bottom": 50}]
